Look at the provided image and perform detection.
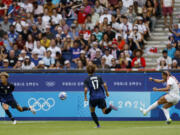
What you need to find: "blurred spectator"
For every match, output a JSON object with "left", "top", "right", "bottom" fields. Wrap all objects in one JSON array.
[
  {"left": 172, "top": 59, "right": 178, "bottom": 69},
  {"left": 51, "top": 8, "right": 62, "bottom": 26},
  {"left": 99, "top": 57, "right": 109, "bottom": 69},
  {"left": 8, "top": 25, "right": 18, "bottom": 43},
  {"left": 92, "top": 49, "right": 102, "bottom": 68},
  {"left": 8, "top": 50, "right": 17, "bottom": 67},
  {"left": 40, "top": 34, "right": 51, "bottom": 48},
  {"left": 110, "top": 58, "right": 120, "bottom": 69},
  {"left": 169, "top": 24, "right": 180, "bottom": 42},
  {"left": 119, "top": 52, "right": 131, "bottom": 69},
  {"left": 13, "top": 58, "right": 23, "bottom": 69},
  {"left": 157, "top": 50, "right": 172, "bottom": 69},
  {"left": 22, "top": 56, "right": 35, "bottom": 69},
  {"left": 130, "top": 26, "right": 143, "bottom": 49},
  {"left": 36, "top": 60, "right": 47, "bottom": 69},
  {"left": 32, "top": 40, "right": 46, "bottom": 58},
  {"left": 79, "top": 50, "right": 88, "bottom": 67},
  {"left": 0, "top": 59, "right": 11, "bottom": 69},
  {"left": 102, "top": 49, "right": 114, "bottom": 67},
  {"left": 47, "top": 39, "right": 61, "bottom": 58},
  {"left": 131, "top": 49, "right": 146, "bottom": 68},
  {"left": 31, "top": 51, "right": 41, "bottom": 66},
  {"left": 164, "top": 42, "right": 176, "bottom": 59},
  {"left": 55, "top": 51, "right": 65, "bottom": 66},
  {"left": 0, "top": 16, "right": 10, "bottom": 32},
  {"left": 42, "top": 50, "right": 55, "bottom": 68},
  {"left": 0, "top": 0, "right": 159, "bottom": 70},
  {"left": 3, "top": 32, "right": 13, "bottom": 52},
  {"left": 70, "top": 40, "right": 81, "bottom": 64},
  {"left": 25, "top": 34, "right": 36, "bottom": 52},
  {"left": 15, "top": 34, "right": 25, "bottom": 50},
  {"left": 33, "top": 1, "right": 44, "bottom": 17},
  {"left": 77, "top": 60, "right": 84, "bottom": 70},
  {"left": 19, "top": 50, "right": 27, "bottom": 60},
  {"left": 161, "top": 0, "right": 174, "bottom": 27},
  {"left": 173, "top": 50, "right": 180, "bottom": 68},
  {"left": 52, "top": 61, "right": 62, "bottom": 69},
  {"left": 104, "top": 24, "right": 115, "bottom": 41},
  {"left": 0, "top": 2, "right": 8, "bottom": 17},
  {"left": 122, "top": 0, "right": 134, "bottom": 9},
  {"left": 145, "top": 0, "right": 156, "bottom": 31},
  {"left": 64, "top": 60, "right": 72, "bottom": 70},
  {"left": 156, "top": 59, "right": 169, "bottom": 70}
]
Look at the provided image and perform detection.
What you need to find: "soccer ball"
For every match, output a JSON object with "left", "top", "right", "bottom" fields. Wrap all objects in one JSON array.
[{"left": 59, "top": 92, "right": 67, "bottom": 100}]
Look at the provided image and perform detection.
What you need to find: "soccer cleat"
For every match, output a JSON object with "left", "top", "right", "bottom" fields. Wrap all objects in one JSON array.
[
  {"left": 94, "top": 125, "right": 101, "bottom": 128},
  {"left": 140, "top": 107, "right": 147, "bottom": 116},
  {"left": 30, "top": 106, "right": 36, "bottom": 115},
  {"left": 12, "top": 120, "right": 17, "bottom": 125},
  {"left": 110, "top": 104, "right": 118, "bottom": 111},
  {"left": 166, "top": 119, "right": 172, "bottom": 125}
]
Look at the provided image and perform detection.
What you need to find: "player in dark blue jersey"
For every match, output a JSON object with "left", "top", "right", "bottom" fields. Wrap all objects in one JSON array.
[
  {"left": 84, "top": 64, "right": 117, "bottom": 128},
  {"left": 0, "top": 72, "right": 36, "bottom": 124}
]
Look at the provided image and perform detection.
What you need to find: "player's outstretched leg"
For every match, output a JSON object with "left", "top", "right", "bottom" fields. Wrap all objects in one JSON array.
[
  {"left": 140, "top": 101, "right": 159, "bottom": 116},
  {"left": 90, "top": 107, "right": 100, "bottom": 128},
  {"left": 16, "top": 105, "right": 36, "bottom": 114},
  {"left": 140, "top": 96, "right": 167, "bottom": 116},
  {"left": 102, "top": 104, "right": 118, "bottom": 115},
  {"left": 2, "top": 104, "right": 16, "bottom": 124},
  {"left": 162, "top": 103, "right": 173, "bottom": 124},
  {"left": 4, "top": 109, "right": 16, "bottom": 124}
]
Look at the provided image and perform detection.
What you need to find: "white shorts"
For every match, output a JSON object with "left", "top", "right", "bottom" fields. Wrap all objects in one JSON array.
[{"left": 164, "top": 94, "right": 180, "bottom": 105}]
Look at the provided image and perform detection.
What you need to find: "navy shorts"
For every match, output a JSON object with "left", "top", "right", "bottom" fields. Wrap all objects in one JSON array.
[
  {"left": 0, "top": 95, "right": 18, "bottom": 108},
  {"left": 89, "top": 99, "right": 107, "bottom": 109}
]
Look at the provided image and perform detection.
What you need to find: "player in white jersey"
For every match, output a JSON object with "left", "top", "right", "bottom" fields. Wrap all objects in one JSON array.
[{"left": 140, "top": 71, "right": 180, "bottom": 124}]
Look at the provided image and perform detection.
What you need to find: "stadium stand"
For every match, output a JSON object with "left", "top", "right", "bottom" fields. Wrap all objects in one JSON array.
[{"left": 0, "top": 0, "right": 179, "bottom": 70}]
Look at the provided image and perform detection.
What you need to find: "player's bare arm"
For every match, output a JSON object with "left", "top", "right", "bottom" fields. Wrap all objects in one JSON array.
[
  {"left": 153, "top": 85, "right": 171, "bottom": 92},
  {"left": 103, "top": 83, "right": 109, "bottom": 97},
  {"left": 84, "top": 87, "right": 88, "bottom": 101},
  {"left": 149, "top": 77, "right": 165, "bottom": 83}
]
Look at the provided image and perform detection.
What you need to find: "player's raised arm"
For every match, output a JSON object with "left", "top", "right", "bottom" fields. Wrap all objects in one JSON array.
[
  {"left": 149, "top": 77, "right": 165, "bottom": 83},
  {"left": 103, "top": 83, "right": 109, "bottom": 97},
  {"left": 153, "top": 85, "right": 171, "bottom": 92}
]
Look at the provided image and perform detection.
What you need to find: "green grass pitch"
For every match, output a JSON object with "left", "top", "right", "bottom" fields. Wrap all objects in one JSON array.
[{"left": 0, "top": 121, "right": 180, "bottom": 135}]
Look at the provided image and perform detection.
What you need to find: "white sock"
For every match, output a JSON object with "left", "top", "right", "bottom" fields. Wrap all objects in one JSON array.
[
  {"left": 162, "top": 108, "right": 170, "bottom": 121},
  {"left": 145, "top": 101, "right": 159, "bottom": 114}
]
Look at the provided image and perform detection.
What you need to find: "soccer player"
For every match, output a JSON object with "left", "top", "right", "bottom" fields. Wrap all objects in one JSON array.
[
  {"left": 0, "top": 72, "right": 36, "bottom": 124},
  {"left": 140, "top": 71, "right": 180, "bottom": 124},
  {"left": 84, "top": 64, "right": 117, "bottom": 128}
]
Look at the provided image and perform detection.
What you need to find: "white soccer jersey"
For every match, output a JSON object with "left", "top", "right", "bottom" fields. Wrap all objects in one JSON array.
[{"left": 167, "top": 76, "right": 180, "bottom": 97}]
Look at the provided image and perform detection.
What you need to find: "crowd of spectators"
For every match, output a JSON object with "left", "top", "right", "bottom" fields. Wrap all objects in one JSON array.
[
  {"left": 156, "top": 0, "right": 180, "bottom": 70},
  {"left": 0, "top": 0, "right": 166, "bottom": 70}
]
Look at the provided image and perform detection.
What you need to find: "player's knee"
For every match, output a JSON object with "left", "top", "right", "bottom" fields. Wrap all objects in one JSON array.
[
  {"left": 17, "top": 107, "right": 23, "bottom": 112},
  {"left": 157, "top": 100, "right": 163, "bottom": 105},
  {"left": 102, "top": 109, "right": 106, "bottom": 114},
  {"left": 2, "top": 105, "right": 8, "bottom": 110}
]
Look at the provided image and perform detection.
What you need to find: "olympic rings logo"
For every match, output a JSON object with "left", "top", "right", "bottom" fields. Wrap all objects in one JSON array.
[
  {"left": 45, "top": 81, "right": 56, "bottom": 87},
  {"left": 28, "top": 98, "right": 55, "bottom": 111}
]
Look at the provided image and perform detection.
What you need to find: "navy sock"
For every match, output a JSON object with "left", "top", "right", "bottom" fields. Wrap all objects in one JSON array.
[
  {"left": 104, "top": 107, "right": 112, "bottom": 114},
  {"left": 22, "top": 107, "right": 30, "bottom": 111},
  {"left": 91, "top": 112, "right": 99, "bottom": 127},
  {"left": 5, "top": 110, "right": 15, "bottom": 121}
]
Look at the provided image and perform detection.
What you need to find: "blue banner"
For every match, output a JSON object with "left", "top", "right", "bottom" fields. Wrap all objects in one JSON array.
[
  {"left": 0, "top": 72, "right": 180, "bottom": 120},
  {"left": 8, "top": 73, "right": 152, "bottom": 91},
  {"left": 0, "top": 92, "right": 150, "bottom": 118}
]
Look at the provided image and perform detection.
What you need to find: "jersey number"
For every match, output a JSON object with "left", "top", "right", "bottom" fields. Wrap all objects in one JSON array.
[{"left": 92, "top": 79, "right": 99, "bottom": 90}]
